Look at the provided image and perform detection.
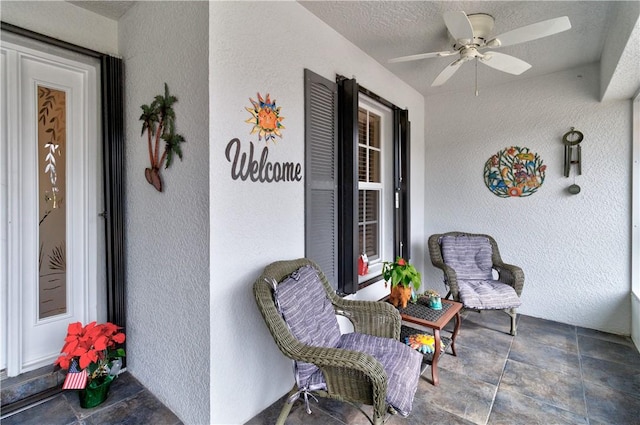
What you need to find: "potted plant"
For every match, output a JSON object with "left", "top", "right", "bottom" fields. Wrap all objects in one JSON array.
[
  {"left": 382, "top": 257, "right": 421, "bottom": 308},
  {"left": 55, "top": 321, "right": 126, "bottom": 408}
]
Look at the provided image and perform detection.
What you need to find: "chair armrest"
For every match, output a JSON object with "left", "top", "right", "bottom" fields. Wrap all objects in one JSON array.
[
  {"left": 292, "top": 343, "right": 388, "bottom": 414},
  {"left": 332, "top": 298, "right": 401, "bottom": 339},
  {"left": 494, "top": 263, "right": 525, "bottom": 296}
]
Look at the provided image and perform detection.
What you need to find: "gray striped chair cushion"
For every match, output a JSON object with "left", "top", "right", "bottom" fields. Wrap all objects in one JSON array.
[
  {"left": 458, "top": 279, "right": 522, "bottom": 309},
  {"left": 337, "top": 333, "right": 422, "bottom": 417},
  {"left": 275, "top": 265, "right": 342, "bottom": 389},
  {"left": 441, "top": 235, "right": 493, "bottom": 280}
]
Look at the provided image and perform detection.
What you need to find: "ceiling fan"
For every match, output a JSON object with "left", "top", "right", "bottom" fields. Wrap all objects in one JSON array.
[{"left": 389, "top": 11, "right": 572, "bottom": 88}]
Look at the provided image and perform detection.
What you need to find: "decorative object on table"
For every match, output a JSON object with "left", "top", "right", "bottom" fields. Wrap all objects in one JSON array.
[
  {"left": 382, "top": 257, "right": 421, "bottom": 309},
  {"left": 405, "top": 333, "right": 444, "bottom": 354},
  {"left": 55, "top": 321, "right": 126, "bottom": 408},
  {"left": 484, "top": 146, "right": 546, "bottom": 198},
  {"left": 245, "top": 92, "right": 285, "bottom": 143},
  {"left": 139, "top": 83, "right": 186, "bottom": 192},
  {"left": 424, "top": 289, "right": 442, "bottom": 310},
  {"left": 562, "top": 127, "right": 583, "bottom": 195}
]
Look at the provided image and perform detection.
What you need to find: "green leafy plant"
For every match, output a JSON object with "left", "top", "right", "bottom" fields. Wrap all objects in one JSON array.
[
  {"left": 139, "top": 83, "right": 185, "bottom": 192},
  {"left": 382, "top": 257, "right": 421, "bottom": 291}
]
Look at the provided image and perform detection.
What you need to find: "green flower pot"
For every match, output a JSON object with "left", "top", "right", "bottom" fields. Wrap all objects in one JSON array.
[{"left": 79, "top": 374, "right": 115, "bottom": 408}]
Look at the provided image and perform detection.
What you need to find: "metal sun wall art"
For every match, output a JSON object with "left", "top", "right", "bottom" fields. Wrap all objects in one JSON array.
[
  {"left": 245, "top": 93, "right": 285, "bottom": 142},
  {"left": 484, "top": 146, "right": 546, "bottom": 197}
]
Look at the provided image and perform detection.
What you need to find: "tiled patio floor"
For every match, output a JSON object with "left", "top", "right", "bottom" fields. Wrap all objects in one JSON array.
[
  {"left": 3, "top": 310, "right": 639, "bottom": 424},
  {"left": 1, "top": 372, "right": 181, "bottom": 425},
  {"left": 246, "top": 310, "right": 640, "bottom": 425}
]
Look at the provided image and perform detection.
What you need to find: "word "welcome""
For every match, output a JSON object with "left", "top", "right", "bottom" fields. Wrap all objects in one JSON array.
[{"left": 225, "top": 138, "right": 302, "bottom": 183}]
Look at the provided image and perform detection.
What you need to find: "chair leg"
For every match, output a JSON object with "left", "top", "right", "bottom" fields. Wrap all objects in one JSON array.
[
  {"left": 275, "top": 385, "right": 299, "bottom": 425},
  {"left": 508, "top": 308, "right": 517, "bottom": 336}
]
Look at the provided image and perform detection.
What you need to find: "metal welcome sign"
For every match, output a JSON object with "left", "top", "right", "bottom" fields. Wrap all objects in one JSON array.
[{"left": 225, "top": 92, "right": 301, "bottom": 183}]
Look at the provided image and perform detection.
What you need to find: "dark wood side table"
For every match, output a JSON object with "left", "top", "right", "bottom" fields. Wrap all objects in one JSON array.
[{"left": 395, "top": 298, "right": 462, "bottom": 386}]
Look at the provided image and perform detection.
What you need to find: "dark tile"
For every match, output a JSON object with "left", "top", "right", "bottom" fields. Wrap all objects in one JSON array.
[
  {"left": 509, "top": 336, "right": 581, "bottom": 379},
  {"left": 499, "top": 360, "right": 586, "bottom": 416},
  {"left": 584, "top": 380, "right": 640, "bottom": 425},
  {"left": 488, "top": 387, "right": 588, "bottom": 425},
  {"left": 83, "top": 390, "right": 181, "bottom": 425},
  {"left": 1, "top": 394, "right": 78, "bottom": 425},
  {"left": 1, "top": 367, "right": 65, "bottom": 405},
  {"left": 581, "top": 355, "right": 640, "bottom": 397},
  {"left": 413, "top": 368, "right": 496, "bottom": 424},
  {"left": 438, "top": 343, "right": 508, "bottom": 385},
  {"left": 515, "top": 316, "right": 578, "bottom": 354},
  {"left": 400, "top": 394, "right": 477, "bottom": 425},
  {"left": 286, "top": 397, "right": 351, "bottom": 425},
  {"left": 578, "top": 335, "right": 640, "bottom": 368},
  {"left": 577, "top": 327, "right": 636, "bottom": 348},
  {"left": 66, "top": 372, "right": 146, "bottom": 418},
  {"left": 456, "top": 320, "right": 514, "bottom": 359},
  {"left": 462, "top": 310, "right": 516, "bottom": 336}
]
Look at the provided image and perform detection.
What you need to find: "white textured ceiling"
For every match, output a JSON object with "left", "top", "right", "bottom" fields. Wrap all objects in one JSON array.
[
  {"left": 67, "top": 1, "right": 636, "bottom": 98},
  {"left": 299, "top": 1, "right": 619, "bottom": 97},
  {"left": 68, "top": 1, "right": 135, "bottom": 20}
]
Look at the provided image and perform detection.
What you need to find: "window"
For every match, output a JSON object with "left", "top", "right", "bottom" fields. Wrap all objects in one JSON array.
[
  {"left": 357, "top": 98, "right": 395, "bottom": 284},
  {"left": 304, "top": 69, "right": 410, "bottom": 294}
]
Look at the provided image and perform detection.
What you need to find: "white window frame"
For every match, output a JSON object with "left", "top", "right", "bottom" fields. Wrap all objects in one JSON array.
[{"left": 358, "top": 96, "right": 393, "bottom": 284}]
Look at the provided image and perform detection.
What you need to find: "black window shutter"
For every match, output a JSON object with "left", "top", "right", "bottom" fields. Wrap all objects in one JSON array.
[
  {"left": 337, "top": 77, "right": 359, "bottom": 295},
  {"left": 394, "top": 109, "right": 410, "bottom": 260},
  {"left": 304, "top": 69, "right": 339, "bottom": 289}
]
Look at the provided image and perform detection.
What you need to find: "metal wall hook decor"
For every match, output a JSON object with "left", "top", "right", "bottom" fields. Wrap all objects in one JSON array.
[{"left": 563, "top": 127, "right": 583, "bottom": 178}]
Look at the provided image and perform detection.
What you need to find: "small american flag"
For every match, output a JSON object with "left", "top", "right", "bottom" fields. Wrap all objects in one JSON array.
[{"left": 62, "top": 359, "right": 88, "bottom": 390}]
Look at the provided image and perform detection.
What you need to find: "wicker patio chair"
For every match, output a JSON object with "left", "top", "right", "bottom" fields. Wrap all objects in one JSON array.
[
  {"left": 428, "top": 232, "right": 524, "bottom": 335},
  {"left": 253, "top": 258, "right": 422, "bottom": 425}
]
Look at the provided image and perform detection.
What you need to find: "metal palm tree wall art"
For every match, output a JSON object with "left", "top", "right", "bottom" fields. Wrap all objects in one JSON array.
[{"left": 139, "top": 83, "right": 186, "bottom": 192}]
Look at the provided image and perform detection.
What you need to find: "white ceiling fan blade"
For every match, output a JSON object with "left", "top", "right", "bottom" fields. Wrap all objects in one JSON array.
[
  {"left": 388, "top": 50, "right": 457, "bottom": 63},
  {"left": 480, "top": 52, "right": 531, "bottom": 75},
  {"left": 488, "top": 16, "right": 571, "bottom": 48},
  {"left": 431, "top": 60, "right": 464, "bottom": 86},
  {"left": 443, "top": 11, "right": 474, "bottom": 44}
]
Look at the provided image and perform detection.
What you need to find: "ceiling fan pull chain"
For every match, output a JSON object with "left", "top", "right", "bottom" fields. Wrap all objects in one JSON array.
[{"left": 475, "top": 58, "right": 479, "bottom": 96}]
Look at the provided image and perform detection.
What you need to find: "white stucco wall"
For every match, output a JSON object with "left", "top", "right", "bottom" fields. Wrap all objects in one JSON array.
[
  {"left": 599, "top": 0, "right": 640, "bottom": 101},
  {"left": 119, "top": 2, "right": 210, "bottom": 424},
  {"left": 209, "top": 2, "right": 425, "bottom": 423},
  {"left": 0, "top": 1, "right": 118, "bottom": 55},
  {"left": 424, "top": 63, "right": 631, "bottom": 335}
]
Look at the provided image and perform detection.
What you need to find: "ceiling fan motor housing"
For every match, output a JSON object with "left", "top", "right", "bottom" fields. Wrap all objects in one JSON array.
[{"left": 452, "top": 13, "right": 495, "bottom": 48}]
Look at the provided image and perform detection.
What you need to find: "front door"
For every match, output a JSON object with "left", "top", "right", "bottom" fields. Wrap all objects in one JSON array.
[{"left": 1, "top": 34, "right": 104, "bottom": 375}]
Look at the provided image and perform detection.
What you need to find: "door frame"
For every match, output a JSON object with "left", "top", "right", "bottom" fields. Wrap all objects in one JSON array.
[{"left": 1, "top": 21, "right": 126, "bottom": 364}]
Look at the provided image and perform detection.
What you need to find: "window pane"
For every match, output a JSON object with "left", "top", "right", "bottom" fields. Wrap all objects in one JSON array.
[
  {"left": 365, "top": 190, "right": 378, "bottom": 220},
  {"left": 358, "top": 108, "right": 367, "bottom": 146},
  {"left": 358, "top": 190, "right": 379, "bottom": 259},
  {"left": 369, "top": 149, "right": 380, "bottom": 183},
  {"left": 365, "top": 223, "right": 378, "bottom": 258},
  {"left": 358, "top": 146, "right": 367, "bottom": 181},
  {"left": 368, "top": 112, "right": 380, "bottom": 148}
]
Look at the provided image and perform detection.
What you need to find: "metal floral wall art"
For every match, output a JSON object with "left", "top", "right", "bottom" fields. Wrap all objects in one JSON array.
[
  {"left": 484, "top": 146, "right": 546, "bottom": 197},
  {"left": 139, "top": 83, "right": 186, "bottom": 192}
]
